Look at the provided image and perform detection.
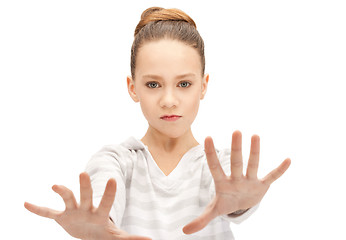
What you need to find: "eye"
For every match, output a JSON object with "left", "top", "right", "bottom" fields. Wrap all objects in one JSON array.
[
  {"left": 146, "top": 81, "right": 160, "bottom": 88},
  {"left": 178, "top": 81, "right": 191, "bottom": 88}
]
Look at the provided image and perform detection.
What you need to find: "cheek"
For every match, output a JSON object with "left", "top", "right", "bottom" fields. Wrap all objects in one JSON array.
[
  {"left": 141, "top": 101, "right": 153, "bottom": 113},
  {"left": 138, "top": 96, "right": 155, "bottom": 120},
  {"left": 185, "top": 91, "right": 201, "bottom": 115}
]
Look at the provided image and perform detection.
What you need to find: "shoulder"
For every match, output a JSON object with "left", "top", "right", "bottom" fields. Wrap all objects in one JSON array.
[
  {"left": 91, "top": 136, "right": 145, "bottom": 159},
  {"left": 90, "top": 143, "right": 130, "bottom": 163},
  {"left": 85, "top": 136, "right": 146, "bottom": 171}
]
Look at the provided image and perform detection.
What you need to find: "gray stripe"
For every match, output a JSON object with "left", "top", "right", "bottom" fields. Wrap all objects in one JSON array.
[
  {"left": 126, "top": 177, "right": 211, "bottom": 194},
  {"left": 132, "top": 165, "right": 208, "bottom": 182},
  {"left": 124, "top": 194, "right": 210, "bottom": 216},
  {"left": 122, "top": 214, "right": 226, "bottom": 233},
  {"left": 122, "top": 214, "right": 194, "bottom": 232}
]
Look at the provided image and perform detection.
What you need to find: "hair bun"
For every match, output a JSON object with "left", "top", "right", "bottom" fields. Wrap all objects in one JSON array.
[
  {"left": 134, "top": 7, "right": 197, "bottom": 36},
  {"left": 140, "top": 7, "right": 164, "bottom": 20}
]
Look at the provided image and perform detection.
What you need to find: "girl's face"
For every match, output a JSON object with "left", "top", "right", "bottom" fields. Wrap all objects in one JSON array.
[{"left": 127, "top": 39, "right": 209, "bottom": 139}]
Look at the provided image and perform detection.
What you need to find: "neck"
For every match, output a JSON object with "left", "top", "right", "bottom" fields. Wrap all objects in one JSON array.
[{"left": 141, "top": 126, "right": 199, "bottom": 153}]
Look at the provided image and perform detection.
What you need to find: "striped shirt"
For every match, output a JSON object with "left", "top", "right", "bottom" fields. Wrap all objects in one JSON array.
[{"left": 85, "top": 137, "right": 258, "bottom": 240}]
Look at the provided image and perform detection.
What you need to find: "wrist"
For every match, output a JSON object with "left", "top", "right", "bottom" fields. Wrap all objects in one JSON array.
[{"left": 228, "top": 208, "right": 249, "bottom": 217}]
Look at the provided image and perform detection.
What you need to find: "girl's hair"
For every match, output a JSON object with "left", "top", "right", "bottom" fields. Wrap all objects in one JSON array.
[{"left": 131, "top": 7, "right": 205, "bottom": 79}]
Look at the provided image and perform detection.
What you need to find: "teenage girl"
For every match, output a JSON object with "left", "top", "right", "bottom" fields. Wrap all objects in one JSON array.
[{"left": 24, "top": 7, "right": 291, "bottom": 240}]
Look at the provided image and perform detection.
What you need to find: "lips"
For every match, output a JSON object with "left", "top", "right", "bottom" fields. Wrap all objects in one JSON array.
[{"left": 160, "top": 115, "right": 182, "bottom": 121}]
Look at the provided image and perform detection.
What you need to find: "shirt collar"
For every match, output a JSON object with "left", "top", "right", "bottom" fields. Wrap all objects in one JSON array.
[{"left": 121, "top": 136, "right": 206, "bottom": 159}]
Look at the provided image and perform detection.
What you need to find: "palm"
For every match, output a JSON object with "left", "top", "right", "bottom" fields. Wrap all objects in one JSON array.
[
  {"left": 24, "top": 173, "right": 151, "bottom": 240},
  {"left": 53, "top": 202, "right": 116, "bottom": 239},
  {"left": 183, "top": 131, "right": 291, "bottom": 234},
  {"left": 211, "top": 175, "right": 268, "bottom": 217}
]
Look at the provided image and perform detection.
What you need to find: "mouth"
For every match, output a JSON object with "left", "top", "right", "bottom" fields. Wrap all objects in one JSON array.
[{"left": 160, "top": 115, "right": 182, "bottom": 121}]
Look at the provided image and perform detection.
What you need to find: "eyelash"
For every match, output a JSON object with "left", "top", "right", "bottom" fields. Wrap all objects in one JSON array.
[
  {"left": 146, "top": 82, "right": 160, "bottom": 88},
  {"left": 145, "top": 81, "right": 192, "bottom": 89}
]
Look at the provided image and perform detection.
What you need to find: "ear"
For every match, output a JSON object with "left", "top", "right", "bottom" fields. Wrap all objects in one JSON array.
[
  {"left": 127, "top": 76, "right": 139, "bottom": 102},
  {"left": 200, "top": 73, "right": 209, "bottom": 100}
]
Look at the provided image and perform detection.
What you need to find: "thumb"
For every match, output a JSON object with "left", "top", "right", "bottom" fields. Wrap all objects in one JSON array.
[{"left": 182, "top": 204, "right": 217, "bottom": 234}]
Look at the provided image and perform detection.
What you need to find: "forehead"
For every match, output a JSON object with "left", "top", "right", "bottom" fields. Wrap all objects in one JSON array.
[{"left": 135, "top": 39, "right": 202, "bottom": 78}]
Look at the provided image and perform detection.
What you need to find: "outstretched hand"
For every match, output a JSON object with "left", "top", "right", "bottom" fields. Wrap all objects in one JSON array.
[
  {"left": 24, "top": 173, "right": 151, "bottom": 240},
  {"left": 183, "top": 131, "right": 291, "bottom": 234}
]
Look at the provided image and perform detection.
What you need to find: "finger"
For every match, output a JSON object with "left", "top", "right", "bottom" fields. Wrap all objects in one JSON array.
[
  {"left": 52, "top": 185, "right": 78, "bottom": 210},
  {"left": 246, "top": 135, "right": 260, "bottom": 179},
  {"left": 231, "top": 130, "right": 243, "bottom": 180},
  {"left": 24, "top": 202, "right": 60, "bottom": 219},
  {"left": 262, "top": 158, "right": 291, "bottom": 185},
  {"left": 204, "top": 136, "right": 226, "bottom": 182},
  {"left": 182, "top": 203, "right": 217, "bottom": 234},
  {"left": 96, "top": 178, "right": 117, "bottom": 217},
  {"left": 80, "top": 172, "right": 93, "bottom": 210}
]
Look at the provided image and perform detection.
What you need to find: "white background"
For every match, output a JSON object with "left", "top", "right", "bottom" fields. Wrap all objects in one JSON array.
[{"left": 1, "top": 0, "right": 345, "bottom": 239}]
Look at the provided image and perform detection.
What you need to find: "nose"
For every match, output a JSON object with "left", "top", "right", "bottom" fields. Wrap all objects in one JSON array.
[{"left": 160, "top": 87, "right": 179, "bottom": 109}]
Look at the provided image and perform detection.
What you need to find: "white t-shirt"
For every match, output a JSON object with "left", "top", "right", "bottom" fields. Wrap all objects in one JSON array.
[{"left": 85, "top": 137, "right": 258, "bottom": 240}]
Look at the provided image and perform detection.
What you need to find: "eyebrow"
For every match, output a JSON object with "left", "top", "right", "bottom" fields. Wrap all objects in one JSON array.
[{"left": 142, "top": 73, "right": 197, "bottom": 80}]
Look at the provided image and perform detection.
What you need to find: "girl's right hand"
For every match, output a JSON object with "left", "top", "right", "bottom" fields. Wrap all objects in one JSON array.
[{"left": 24, "top": 172, "right": 151, "bottom": 240}]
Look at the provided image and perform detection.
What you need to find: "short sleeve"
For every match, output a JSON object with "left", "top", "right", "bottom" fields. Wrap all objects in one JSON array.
[{"left": 85, "top": 144, "right": 132, "bottom": 227}]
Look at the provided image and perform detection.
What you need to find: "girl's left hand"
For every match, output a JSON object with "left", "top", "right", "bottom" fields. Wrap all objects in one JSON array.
[{"left": 183, "top": 130, "right": 291, "bottom": 234}]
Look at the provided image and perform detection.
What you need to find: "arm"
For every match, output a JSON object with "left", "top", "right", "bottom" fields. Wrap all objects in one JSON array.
[{"left": 85, "top": 144, "right": 129, "bottom": 226}]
